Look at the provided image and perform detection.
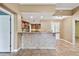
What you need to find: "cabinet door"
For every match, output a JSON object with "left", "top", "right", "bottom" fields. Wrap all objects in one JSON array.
[
  {"left": 56, "top": 33, "right": 60, "bottom": 39},
  {"left": 36, "top": 24, "right": 41, "bottom": 29},
  {"left": 31, "top": 24, "right": 36, "bottom": 29},
  {"left": 31, "top": 34, "right": 40, "bottom": 49},
  {"left": 39, "top": 33, "right": 56, "bottom": 49},
  {"left": 22, "top": 34, "right": 32, "bottom": 49}
]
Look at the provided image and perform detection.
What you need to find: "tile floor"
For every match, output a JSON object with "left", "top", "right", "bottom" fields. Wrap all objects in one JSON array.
[
  {"left": 0, "top": 52, "right": 15, "bottom": 56},
  {"left": 0, "top": 39, "right": 79, "bottom": 56},
  {"left": 15, "top": 39, "right": 79, "bottom": 56},
  {"left": 16, "top": 49, "right": 56, "bottom": 56}
]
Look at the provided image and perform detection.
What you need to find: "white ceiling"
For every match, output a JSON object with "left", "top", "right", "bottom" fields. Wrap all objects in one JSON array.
[
  {"left": 21, "top": 12, "right": 69, "bottom": 20},
  {"left": 56, "top": 3, "right": 79, "bottom": 10},
  {"left": 20, "top": 3, "right": 79, "bottom": 10},
  {"left": 21, "top": 3, "right": 79, "bottom": 20}
]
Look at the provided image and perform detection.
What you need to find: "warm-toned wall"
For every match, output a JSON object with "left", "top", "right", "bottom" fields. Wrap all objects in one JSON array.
[
  {"left": 60, "top": 20, "right": 64, "bottom": 39},
  {"left": 14, "top": 14, "right": 22, "bottom": 49},
  {"left": 63, "top": 17, "right": 72, "bottom": 43},
  {"left": 40, "top": 20, "right": 52, "bottom": 32},
  {"left": 61, "top": 7, "right": 79, "bottom": 43},
  {"left": 40, "top": 20, "right": 63, "bottom": 37}
]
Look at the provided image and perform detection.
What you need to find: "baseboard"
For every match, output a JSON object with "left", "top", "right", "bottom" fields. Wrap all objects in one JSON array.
[
  {"left": 21, "top": 47, "right": 56, "bottom": 49},
  {"left": 13, "top": 48, "right": 21, "bottom": 52},
  {"left": 60, "top": 39, "right": 72, "bottom": 45}
]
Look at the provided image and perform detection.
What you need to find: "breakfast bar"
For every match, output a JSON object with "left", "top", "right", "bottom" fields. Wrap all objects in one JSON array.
[{"left": 18, "top": 32, "right": 58, "bottom": 49}]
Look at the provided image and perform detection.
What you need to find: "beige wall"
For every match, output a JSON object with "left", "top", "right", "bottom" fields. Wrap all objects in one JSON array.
[
  {"left": 40, "top": 20, "right": 63, "bottom": 38},
  {"left": 40, "top": 20, "right": 52, "bottom": 32},
  {"left": 60, "top": 20, "right": 64, "bottom": 39},
  {"left": 61, "top": 7, "right": 79, "bottom": 43},
  {"left": 63, "top": 17, "right": 72, "bottom": 43}
]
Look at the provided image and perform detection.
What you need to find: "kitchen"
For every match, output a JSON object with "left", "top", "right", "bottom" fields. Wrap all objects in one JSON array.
[
  {"left": 0, "top": 3, "right": 77, "bottom": 56},
  {"left": 18, "top": 12, "right": 61, "bottom": 49}
]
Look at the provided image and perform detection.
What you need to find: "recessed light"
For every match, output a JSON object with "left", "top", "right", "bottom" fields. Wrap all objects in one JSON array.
[
  {"left": 41, "top": 16, "right": 43, "bottom": 19},
  {"left": 30, "top": 16, "right": 33, "bottom": 18}
]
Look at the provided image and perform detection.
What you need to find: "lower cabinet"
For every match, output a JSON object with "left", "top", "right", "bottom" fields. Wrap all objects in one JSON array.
[
  {"left": 56, "top": 33, "right": 60, "bottom": 39},
  {"left": 22, "top": 33, "right": 56, "bottom": 49}
]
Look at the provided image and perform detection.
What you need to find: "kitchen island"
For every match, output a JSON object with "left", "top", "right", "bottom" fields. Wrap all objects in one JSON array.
[{"left": 18, "top": 32, "right": 58, "bottom": 49}]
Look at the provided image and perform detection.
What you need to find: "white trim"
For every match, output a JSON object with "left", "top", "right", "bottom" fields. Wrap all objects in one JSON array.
[
  {"left": 0, "top": 7, "right": 15, "bottom": 52},
  {"left": 13, "top": 48, "right": 21, "bottom": 52},
  {"left": 60, "top": 39, "right": 72, "bottom": 44},
  {"left": 56, "top": 8, "right": 74, "bottom": 10},
  {"left": 72, "top": 17, "right": 76, "bottom": 47}
]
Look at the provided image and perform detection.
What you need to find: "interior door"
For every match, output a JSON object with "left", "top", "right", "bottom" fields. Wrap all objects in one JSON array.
[{"left": 0, "top": 15, "right": 11, "bottom": 52}]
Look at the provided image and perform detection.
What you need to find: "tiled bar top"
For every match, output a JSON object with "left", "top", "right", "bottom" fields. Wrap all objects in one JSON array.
[{"left": 18, "top": 32, "right": 60, "bottom": 34}]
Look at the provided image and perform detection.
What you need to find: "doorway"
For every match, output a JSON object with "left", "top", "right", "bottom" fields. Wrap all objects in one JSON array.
[{"left": 75, "top": 21, "right": 79, "bottom": 48}]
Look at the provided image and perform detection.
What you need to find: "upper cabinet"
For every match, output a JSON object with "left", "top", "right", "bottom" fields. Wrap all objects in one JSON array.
[
  {"left": 31, "top": 24, "right": 41, "bottom": 29},
  {"left": 21, "top": 20, "right": 30, "bottom": 32},
  {"left": 31, "top": 24, "right": 41, "bottom": 32}
]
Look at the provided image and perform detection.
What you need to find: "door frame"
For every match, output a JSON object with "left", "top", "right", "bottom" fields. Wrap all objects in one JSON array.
[{"left": 0, "top": 7, "right": 15, "bottom": 52}]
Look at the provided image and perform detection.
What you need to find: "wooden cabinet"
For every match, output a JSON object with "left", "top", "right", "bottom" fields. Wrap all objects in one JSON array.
[
  {"left": 21, "top": 20, "right": 29, "bottom": 32},
  {"left": 21, "top": 20, "right": 29, "bottom": 29},
  {"left": 31, "top": 24, "right": 41, "bottom": 32},
  {"left": 31, "top": 24, "right": 41, "bottom": 29},
  {"left": 31, "top": 24, "right": 36, "bottom": 29}
]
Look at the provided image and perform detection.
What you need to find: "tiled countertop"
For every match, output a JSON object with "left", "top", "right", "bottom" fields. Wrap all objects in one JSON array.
[{"left": 18, "top": 32, "right": 60, "bottom": 34}]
